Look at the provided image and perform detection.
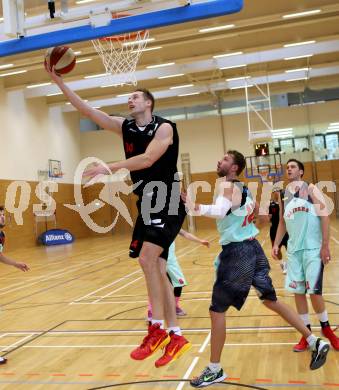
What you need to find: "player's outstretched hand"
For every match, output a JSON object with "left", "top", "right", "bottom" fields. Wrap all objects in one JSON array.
[
  {"left": 320, "top": 244, "right": 331, "bottom": 265},
  {"left": 271, "top": 245, "right": 280, "bottom": 260},
  {"left": 15, "top": 262, "right": 30, "bottom": 272},
  {"left": 45, "top": 64, "right": 63, "bottom": 84},
  {"left": 200, "top": 240, "right": 210, "bottom": 248}
]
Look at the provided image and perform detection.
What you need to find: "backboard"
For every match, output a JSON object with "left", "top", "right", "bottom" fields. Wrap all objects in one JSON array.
[
  {"left": 0, "top": 0, "right": 244, "bottom": 56},
  {"left": 245, "top": 153, "right": 283, "bottom": 183}
]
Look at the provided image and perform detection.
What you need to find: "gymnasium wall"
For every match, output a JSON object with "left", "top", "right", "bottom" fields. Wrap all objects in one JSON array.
[
  {"left": 0, "top": 82, "right": 338, "bottom": 250},
  {"left": 0, "top": 82, "right": 81, "bottom": 183},
  {"left": 79, "top": 100, "right": 339, "bottom": 172}
]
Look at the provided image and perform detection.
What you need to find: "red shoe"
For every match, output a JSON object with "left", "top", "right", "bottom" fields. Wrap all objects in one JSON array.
[
  {"left": 293, "top": 336, "right": 309, "bottom": 352},
  {"left": 154, "top": 331, "right": 192, "bottom": 367},
  {"left": 130, "top": 323, "right": 170, "bottom": 360},
  {"left": 322, "top": 326, "right": 339, "bottom": 350}
]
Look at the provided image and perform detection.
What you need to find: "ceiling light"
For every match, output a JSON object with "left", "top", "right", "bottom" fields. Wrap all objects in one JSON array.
[
  {"left": 273, "top": 128, "right": 293, "bottom": 132},
  {"left": 0, "top": 17, "right": 3, "bottom": 22},
  {"left": 0, "top": 70, "right": 27, "bottom": 77},
  {"left": 77, "top": 58, "right": 92, "bottom": 63},
  {"left": 123, "top": 38, "right": 155, "bottom": 47},
  {"left": 213, "top": 51, "right": 243, "bottom": 59},
  {"left": 74, "top": 51, "right": 82, "bottom": 55},
  {"left": 282, "top": 9, "right": 321, "bottom": 19},
  {"left": 329, "top": 123, "right": 339, "bottom": 126},
  {"left": 284, "top": 40, "right": 316, "bottom": 48},
  {"left": 101, "top": 83, "right": 121, "bottom": 88},
  {"left": 220, "top": 64, "right": 247, "bottom": 70},
  {"left": 84, "top": 73, "right": 107, "bottom": 79},
  {"left": 93, "top": 106, "right": 102, "bottom": 109},
  {"left": 132, "top": 46, "right": 162, "bottom": 53},
  {"left": 158, "top": 73, "right": 184, "bottom": 79},
  {"left": 26, "top": 82, "right": 52, "bottom": 89},
  {"left": 47, "top": 92, "right": 63, "bottom": 96},
  {"left": 226, "top": 76, "right": 250, "bottom": 82},
  {"left": 230, "top": 85, "right": 253, "bottom": 90},
  {"left": 76, "top": 0, "right": 96, "bottom": 4},
  {"left": 146, "top": 62, "right": 175, "bottom": 69},
  {"left": 326, "top": 129, "right": 339, "bottom": 133},
  {"left": 0, "top": 64, "right": 14, "bottom": 70},
  {"left": 284, "top": 54, "right": 313, "bottom": 60},
  {"left": 286, "top": 77, "right": 308, "bottom": 82},
  {"left": 285, "top": 68, "right": 310, "bottom": 73},
  {"left": 170, "top": 84, "right": 194, "bottom": 89},
  {"left": 116, "top": 93, "right": 131, "bottom": 97},
  {"left": 199, "top": 24, "right": 235, "bottom": 33},
  {"left": 178, "top": 92, "right": 200, "bottom": 97}
]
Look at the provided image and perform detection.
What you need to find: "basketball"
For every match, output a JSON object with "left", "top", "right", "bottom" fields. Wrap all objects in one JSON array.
[{"left": 44, "top": 46, "right": 76, "bottom": 75}]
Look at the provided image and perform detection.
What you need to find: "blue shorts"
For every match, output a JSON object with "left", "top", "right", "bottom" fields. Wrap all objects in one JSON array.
[
  {"left": 285, "top": 248, "right": 323, "bottom": 295},
  {"left": 210, "top": 239, "right": 277, "bottom": 312}
]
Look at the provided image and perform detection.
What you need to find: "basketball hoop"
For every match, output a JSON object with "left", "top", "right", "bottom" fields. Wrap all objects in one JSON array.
[
  {"left": 257, "top": 164, "right": 270, "bottom": 183},
  {"left": 92, "top": 13, "right": 150, "bottom": 86}
]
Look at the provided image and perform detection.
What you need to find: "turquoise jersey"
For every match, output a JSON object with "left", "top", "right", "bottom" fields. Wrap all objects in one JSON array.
[
  {"left": 217, "top": 185, "right": 259, "bottom": 246},
  {"left": 168, "top": 242, "right": 176, "bottom": 259},
  {"left": 283, "top": 188, "right": 322, "bottom": 252}
]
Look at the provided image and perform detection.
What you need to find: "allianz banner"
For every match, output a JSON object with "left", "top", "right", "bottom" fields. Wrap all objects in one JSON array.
[{"left": 39, "top": 229, "right": 74, "bottom": 246}]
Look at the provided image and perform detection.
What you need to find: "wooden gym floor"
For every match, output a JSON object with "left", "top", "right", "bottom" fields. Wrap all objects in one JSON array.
[{"left": 0, "top": 221, "right": 338, "bottom": 390}]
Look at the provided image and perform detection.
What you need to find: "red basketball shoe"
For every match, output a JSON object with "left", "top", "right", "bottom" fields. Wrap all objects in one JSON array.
[{"left": 155, "top": 331, "right": 191, "bottom": 367}]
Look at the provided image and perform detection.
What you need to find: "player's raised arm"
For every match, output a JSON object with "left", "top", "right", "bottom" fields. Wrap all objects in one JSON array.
[{"left": 46, "top": 66, "right": 124, "bottom": 135}]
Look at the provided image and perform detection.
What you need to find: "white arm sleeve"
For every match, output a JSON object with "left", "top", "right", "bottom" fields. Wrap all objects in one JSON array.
[{"left": 198, "top": 195, "right": 232, "bottom": 219}]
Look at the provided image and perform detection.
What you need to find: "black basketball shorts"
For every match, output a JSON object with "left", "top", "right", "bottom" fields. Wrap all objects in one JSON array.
[
  {"left": 210, "top": 239, "right": 277, "bottom": 313},
  {"left": 129, "top": 199, "right": 186, "bottom": 260}
]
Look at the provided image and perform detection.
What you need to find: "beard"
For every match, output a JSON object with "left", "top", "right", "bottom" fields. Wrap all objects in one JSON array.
[{"left": 217, "top": 168, "right": 227, "bottom": 177}]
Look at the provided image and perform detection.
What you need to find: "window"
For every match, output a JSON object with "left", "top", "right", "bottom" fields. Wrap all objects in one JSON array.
[
  {"left": 294, "top": 137, "right": 309, "bottom": 151},
  {"left": 325, "top": 133, "right": 339, "bottom": 159},
  {"left": 279, "top": 138, "right": 294, "bottom": 153}
]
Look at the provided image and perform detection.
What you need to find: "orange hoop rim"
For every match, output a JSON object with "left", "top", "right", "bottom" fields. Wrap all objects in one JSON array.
[{"left": 98, "top": 13, "right": 148, "bottom": 42}]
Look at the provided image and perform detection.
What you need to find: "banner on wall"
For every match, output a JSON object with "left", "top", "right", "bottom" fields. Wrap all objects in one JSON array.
[{"left": 39, "top": 229, "right": 74, "bottom": 246}]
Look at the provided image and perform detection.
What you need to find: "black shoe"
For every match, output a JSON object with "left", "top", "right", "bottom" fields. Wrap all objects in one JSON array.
[
  {"left": 190, "top": 367, "right": 227, "bottom": 388},
  {"left": 310, "top": 338, "right": 330, "bottom": 370},
  {"left": 0, "top": 357, "right": 7, "bottom": 365}
]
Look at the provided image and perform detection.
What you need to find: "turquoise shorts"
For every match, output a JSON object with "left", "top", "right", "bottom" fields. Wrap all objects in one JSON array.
[
  {"left": 285, "top": 248, "right": 324, "bottom": 295},
  {"left": 166, "top": 243, "right": 187, "bottom": 288}
]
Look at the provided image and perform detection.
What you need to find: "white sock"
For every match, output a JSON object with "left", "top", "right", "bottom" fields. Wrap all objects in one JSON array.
[
  {"left": 316, "top": 310, "right": 328, "bottom": 323},
  {"left": 208, "top": 362, "right": 221, "bottom": 373},
  {"left": 306, "top": 334, "right": 317, "bottom": 349},
  {"left": 152, "top": 319, "right": 164, "bottom": 329},
  {"left": 299, "top": 313, "right": 311, "bottom": 326},
  {"left": 168, "top": 326, "right": 182, "bottom": 336}
]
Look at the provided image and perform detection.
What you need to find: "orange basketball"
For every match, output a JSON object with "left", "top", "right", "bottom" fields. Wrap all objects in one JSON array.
[{"left": 44, "top": 46, "right": 76, "bottom": 75}]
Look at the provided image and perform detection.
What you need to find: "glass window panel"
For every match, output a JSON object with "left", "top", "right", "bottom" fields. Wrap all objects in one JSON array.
[
  {"left": 325, "top": 133, "right": 339, "bottom": 160},
  {"left": 295, "top": 137, "right": 309, "bottom": 151}
]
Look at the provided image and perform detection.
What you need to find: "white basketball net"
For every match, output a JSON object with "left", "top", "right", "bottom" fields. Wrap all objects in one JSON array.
[{"left": 92, "top": 30, "right": 149, "bottom": 86}]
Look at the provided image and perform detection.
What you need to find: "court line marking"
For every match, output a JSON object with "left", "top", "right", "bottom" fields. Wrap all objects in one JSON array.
[
  {"left": 0, "top": 248, "right": 128, "bottom": 297},
  {"left": 176, "top": 332, "right": 211, "bottom": 390},
  {"left": 331, "top": 236, "right": 339, "bottom": 245},
  {"left": 0, "top": 248, "right": 128, "bottom": 293},
  {"left": 70, "top": 269, "right": 142, "bottom": 304},
  {"left": 0, "top": 342, "right": 298, "bottom": 349},
  {"left": 1, "top": 334, "right": 35, "bottom": 353},
  {"left": 92, "top": 277, "right": 143, "bottom": 304},
  {"left": 71, "top": 236, "right": 218, "bottom": 305}
]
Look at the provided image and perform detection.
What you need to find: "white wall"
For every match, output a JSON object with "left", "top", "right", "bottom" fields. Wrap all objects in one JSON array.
[
  {"left": 0, "top": 84, "right": 81, "bottom": 183},
  {"left": 79, "top": 101, "right": 339, "bottom": 173}
]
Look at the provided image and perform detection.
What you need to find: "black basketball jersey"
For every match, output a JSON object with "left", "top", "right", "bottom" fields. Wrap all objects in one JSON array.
[{"left": 122, "top": 115, "right": 180, "bottom": 196}]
